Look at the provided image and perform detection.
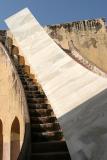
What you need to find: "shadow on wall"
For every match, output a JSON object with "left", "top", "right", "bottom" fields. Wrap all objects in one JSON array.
[
  {"left": 11, "top": 117, "right": 20, "bottom": 160},
  {"left": 0, "top": 120, "right": 3, "bottom": 160},
  {"left": 59, "top": 88, "right": 107, "bottom": 160}
]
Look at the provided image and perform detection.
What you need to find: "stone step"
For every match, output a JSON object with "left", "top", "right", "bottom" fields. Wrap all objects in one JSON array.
[
  {"left": 31, "top": 152, "right": 71, "bottom": 160},
  {"left": 23, "top": 84, "right": 38, "bottom": 87},
  {"left": 29, "top": 108, "right": 53, "bottom": 117},
  {"left": 27, "top": 97, "right": 48, "bottom": 103},
  {"left": 31, "top": 131, "right": 63, "bottom": 142},
  {"left": 20, "top": 77, "right": 34, "bottom": 82},
  {"left": 21, "top": 81, "right": 35, "bottom": 87},
  {"left": 21, "top": 81, "right": 28, "bottom": 85},
  {"left": 31, "top": 122, "right": 60, "bottom": 132},
  {"left": 17, "top": 71, "right": 29, "bottom": 76},
  {"left": 26, "top": 93, "right": 45, "bottom": 98},
  {"left": 21, "top": 79, "right": 37, "bottom": 86},
  {"left": 23, "top": 80, "right": 36, "bottom": 85},
  {"left": 30, "top": 116, "right": 57, "bottom": 124},
  {"left": 23, "top": 85, "right": 39, "bottom": 91},
  {"left": 32, "top": 141, "right": 68, "bottom": 153},
  {"left": 17, "top": 67, "right": 24, "bottom": 71},
  {"left": 19, "top": 75, "right": 30, "bottom": 79},
  {"left": 28, "top": 103, "right": 51, "bottom": 109},
  {"left": 17, "top": 70, "right": 26, "bottom": 74},
  {"left": 25, "top": 90, "right": 42, "bottom": 95},
  {"left": 16, "top": 65, "right": 25, "bottom": 69}
]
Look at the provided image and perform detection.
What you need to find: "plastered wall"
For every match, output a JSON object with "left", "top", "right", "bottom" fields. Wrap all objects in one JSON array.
[
  {"left": 0, "top": 42, "right": 29, "bottom": 160},
  {"left": 45, "top": 18, "right": 107, "bottom": 73}
]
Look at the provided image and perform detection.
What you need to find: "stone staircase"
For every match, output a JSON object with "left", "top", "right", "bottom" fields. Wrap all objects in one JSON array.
[{"left": 15, "top": 63, "right": 71, "bottom": 160}]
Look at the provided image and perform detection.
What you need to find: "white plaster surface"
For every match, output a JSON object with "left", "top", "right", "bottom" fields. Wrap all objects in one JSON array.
[{"left": 5, "top": 8, "right": 107, "bottom": 159}]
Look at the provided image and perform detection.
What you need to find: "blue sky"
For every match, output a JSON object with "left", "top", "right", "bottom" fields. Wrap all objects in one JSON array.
[{"left": 0, "top": 0, "right": 107, "bottom": 29}]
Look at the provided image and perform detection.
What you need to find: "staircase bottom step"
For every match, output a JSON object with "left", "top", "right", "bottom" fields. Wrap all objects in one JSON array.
[
  {"left": 32, "top": 140, "right": 68, "bottom": 153},
  {"left": 31, "top": 152, "right": 71, "bottom": 160}
]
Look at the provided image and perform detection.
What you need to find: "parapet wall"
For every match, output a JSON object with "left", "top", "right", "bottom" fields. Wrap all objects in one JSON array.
[
  {"left": 47, "top": 18, "right": 105, "bottom": 32},
  {"left": 45, "top": 18, "right": 107, "bottom": 73}
]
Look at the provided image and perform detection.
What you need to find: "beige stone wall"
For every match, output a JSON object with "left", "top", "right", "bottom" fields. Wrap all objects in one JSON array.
[
  {"left": 0, "top": 42, "right": 29, "bottom": 160},
  {"left": 45, "top": 18, "right": 107, "bottom": 73}
]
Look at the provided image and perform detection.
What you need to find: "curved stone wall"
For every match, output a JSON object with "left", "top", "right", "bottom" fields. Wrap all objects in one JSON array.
[
  {"left": 0, "top": 42, "right": 29, "bottom": 160},
  {"left": 45, "top": 18, "right": 107, "bottom": 73}
]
